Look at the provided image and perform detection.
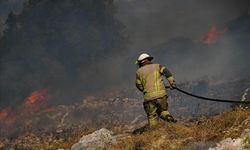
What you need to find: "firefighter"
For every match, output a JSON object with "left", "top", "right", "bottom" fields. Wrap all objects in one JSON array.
[{"left": 135, "top": 53, "right": 177, "bottom": 127}]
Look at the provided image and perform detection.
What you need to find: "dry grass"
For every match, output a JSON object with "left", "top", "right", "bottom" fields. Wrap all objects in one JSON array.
[
  {"left": 111, "top": 123, "right": 193, "bottom": 150},
  {"left": 244, "top": 133, "right": 250, "bottom": 149},
  {"left": 111, "top": 108, "right": 250, "bottom": 150},
  {"left": 13, "top": 127, "right": 97, "bottom": 150},
  {"left": 11, "top": 108, "right": 250, "bottom": 150}
]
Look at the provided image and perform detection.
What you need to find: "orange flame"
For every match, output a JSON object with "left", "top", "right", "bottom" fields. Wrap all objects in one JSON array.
[
  {"left": 0, "top": 89, "right": 53, "bottom": 128},
  {"left": 25, "top": 88, "right": 50, "bottom": 108},
  {"left": 203, "top": 25, "right": 220, "bottom": 45}
]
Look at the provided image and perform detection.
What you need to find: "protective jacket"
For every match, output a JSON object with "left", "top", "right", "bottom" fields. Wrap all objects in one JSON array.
[{"left": 136, "top": 63, "right": 174, "bottom": 101}]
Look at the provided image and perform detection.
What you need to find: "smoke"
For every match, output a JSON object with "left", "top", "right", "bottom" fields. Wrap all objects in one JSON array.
[
  {"left": 114, "top": 0, "right": 250, "bottom": 82},
  {"left": 0, "top": 0, "right": 128, "bottom": 107},
  {"left": 0, "top": 1, "right": 250, "bottom": 139},
  {"left": 113, "top": 0, "right": 250, "bottom": 119},
  {"left": 0, "top": 0, "right": 28, "bottom": 37},
  {"left": 114, "top": 0, "right": 250, "bottom": 48},
  {"left": 0, "top": 0, "right": 250, "bottom": 109}
]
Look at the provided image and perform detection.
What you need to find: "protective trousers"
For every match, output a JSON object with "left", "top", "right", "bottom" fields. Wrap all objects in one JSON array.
[{"left": 143, "top": 96, "right": 174, "bottom": 126}]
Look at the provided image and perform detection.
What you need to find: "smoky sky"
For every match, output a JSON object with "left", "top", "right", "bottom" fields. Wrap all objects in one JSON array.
[
  {"left": 114, "top": 0, "right": 250, "bottom": 49},
  {"left": 0, "top": 0, "right": 128, "bottom": 107},
  {"left": 114, "top": 0, "right": 250, "bottom": 82},
  {"left": 0, "top": 0, "right": 249, "bottom": 108},
  {"left": 0, "top": 0, "right": 28, "bottom": 37}
]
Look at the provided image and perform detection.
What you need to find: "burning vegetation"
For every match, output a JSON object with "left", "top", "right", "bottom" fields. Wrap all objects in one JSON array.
[
  {"left": 0, "top": 77, "right": 249, "bottom": 149},
  {"left": 24, "top": 89, "right": 50, "bottom": 107},
  {"left": 0, "top": 100, "right": 250, "bottom": 149},
  {"left": 0, "top": 0, "right": 250, "bottom": 150},
  {"left": 202, "top": 25, "right": 220, "bottom": 45}
]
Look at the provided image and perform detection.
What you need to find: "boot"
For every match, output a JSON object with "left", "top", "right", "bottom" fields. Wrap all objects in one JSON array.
[{"left": 166, "top": 115, "right": 177, "bottom": 123}]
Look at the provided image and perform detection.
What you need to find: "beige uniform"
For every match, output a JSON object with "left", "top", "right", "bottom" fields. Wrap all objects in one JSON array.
[{"left": 135, "top": 63, "right": 175, "bottom": 126}]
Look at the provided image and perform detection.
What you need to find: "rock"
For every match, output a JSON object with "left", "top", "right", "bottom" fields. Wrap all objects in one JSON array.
[
  {"left": 71, "top": 128, "right": 116, "bottom": 150},
  {"left": 208, "top": 138, "right": 243, "bottom": 150},
  {"left": 241, "top": 129, "right": 250, "bottom": 137},
  {"left": 183, "top": 141, "right": 216, "bottom": 150},
  {"left": 208, "top": 129, "right": 250, "bottom": 150}
]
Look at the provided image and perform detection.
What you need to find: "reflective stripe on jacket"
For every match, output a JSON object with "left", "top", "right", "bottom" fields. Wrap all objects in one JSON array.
[{"left": 136, "top": 64, "right": 167, "bottom": 101}]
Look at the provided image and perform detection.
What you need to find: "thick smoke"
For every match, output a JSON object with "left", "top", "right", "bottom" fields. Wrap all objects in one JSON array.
[
  {"left": 114, "top": 0, "right": 250, "bottom": 118},
  {"left": 115, "top": 0, "right": 250, "bottom": 48},
  {"left": 1, "top": 1, "right": 250, "bottom": 140},
  {"left": 0, "top": 0, "right": 128, "bottom": 107},
  {"left": 0, "top": 0, "right": 250, "bottom": 110},
  {"left": 115, "top": 0, "right": 250, "bottom": 82},
  {"left": 0, "top": 0, "right": 28, "bottom": 37}
]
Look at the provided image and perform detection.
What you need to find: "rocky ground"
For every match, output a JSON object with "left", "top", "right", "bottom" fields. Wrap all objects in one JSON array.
[
  {"left": 0, "top": 78, "right": 249, "bottom": 150},
  {"left": 111, "top": 108, "right": 250, "bottom": 150},
  {"left": 70, "top": 108, "right": 250, "bottom": 150},
  {"left": 1, "top": 108, "right": 249, "bottom": 150}
]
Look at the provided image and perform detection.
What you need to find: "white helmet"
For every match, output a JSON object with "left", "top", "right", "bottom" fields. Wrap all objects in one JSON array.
[{"left": 135, "top": 53, "right": 153, "bottom": 64}]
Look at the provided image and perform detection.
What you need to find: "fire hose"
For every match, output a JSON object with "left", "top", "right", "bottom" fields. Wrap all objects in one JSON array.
[{"left": 166, "top": 86, "right": 250, "bottom": 104}]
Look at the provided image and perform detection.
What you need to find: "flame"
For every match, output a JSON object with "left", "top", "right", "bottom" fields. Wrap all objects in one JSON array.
[
  {"left": 25, "top": 89, "right": 50, "bottom": 107},
  {"left": 24, "top": 88, "right": 52, "bottom": 112},
  {"left": 0, "top": 89, "right": 53, "bottom": 129},
  {"left": 203, "top": 25, "right": 220, "bottom": 45}
]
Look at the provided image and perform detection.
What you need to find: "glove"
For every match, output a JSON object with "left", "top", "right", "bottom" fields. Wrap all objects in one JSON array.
[
  {"left": 170, "top": 84, "right": 176, "bottom": 90},
  {"left": 167, "top": 76, "right": 176, "bottom": 89},
  {"left": 170, "top": 82, "right": 176, "bottom": 90}
]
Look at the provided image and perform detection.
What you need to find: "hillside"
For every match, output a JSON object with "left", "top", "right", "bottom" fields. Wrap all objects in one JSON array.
[
  {"left": 1, "top": 108, "right": 249, "bottom": 150},
  {"left": 111, "top": 108, "right": 250, "bottom": 150},
  {"left": 0, "top": 1, "right": 249, "bottom": 150},
  {"left": 0, "top": 78, "right": 249, "bottom": 149}
]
